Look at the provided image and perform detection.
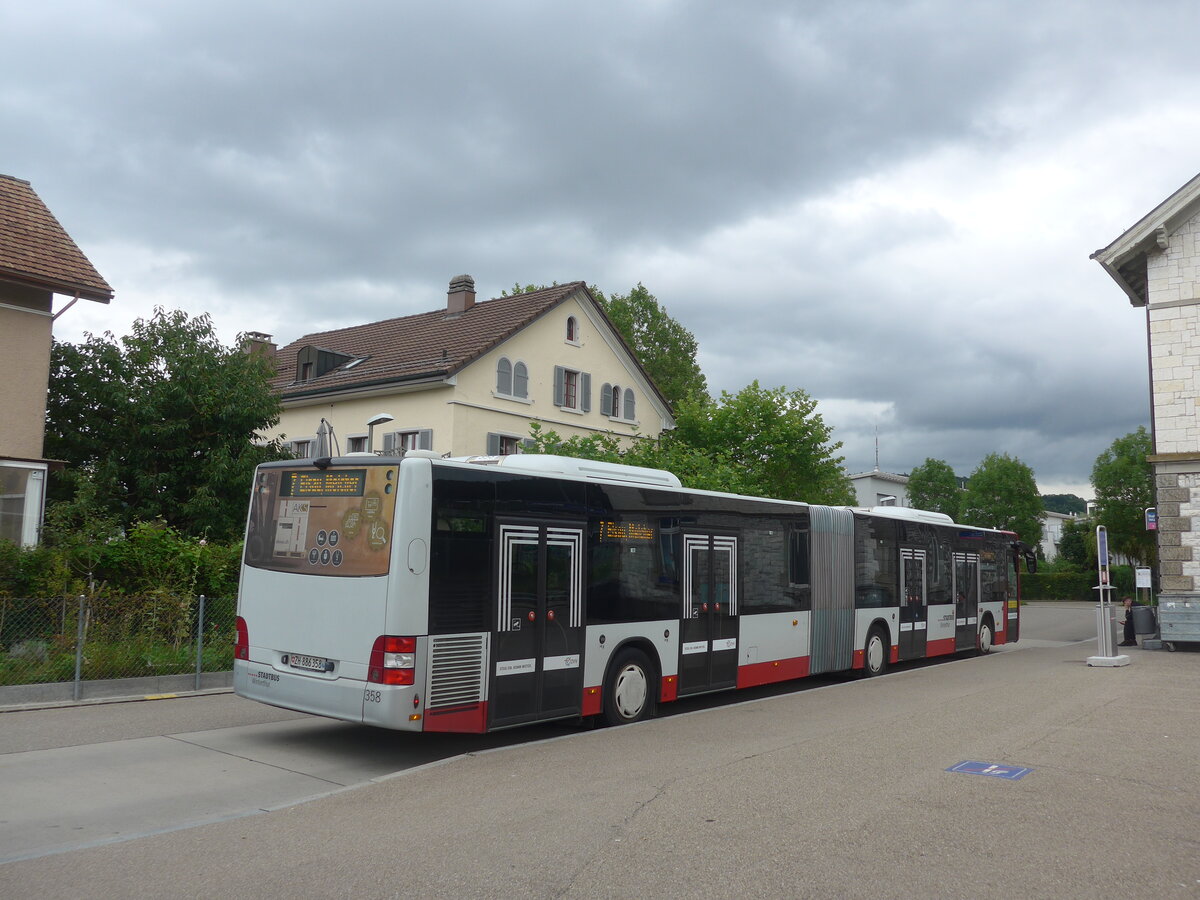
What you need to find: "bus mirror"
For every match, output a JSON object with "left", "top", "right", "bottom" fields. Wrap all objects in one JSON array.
[{"left": 1024, "top": 552, "right": 1038, "bottom": 574}]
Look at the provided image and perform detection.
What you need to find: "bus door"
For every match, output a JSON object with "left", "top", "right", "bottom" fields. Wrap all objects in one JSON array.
[
  {"left": 898, "top": 548, "right": 927, "bottom": 660},
  {"left": 490, "top": 522, "right": 585, "bottom": 728},
  {"left": 954, "top": 552, "right": 981, "bottom": 651},
  {"left": 678, "top": 533, "right": 739, "bottom": 696}
]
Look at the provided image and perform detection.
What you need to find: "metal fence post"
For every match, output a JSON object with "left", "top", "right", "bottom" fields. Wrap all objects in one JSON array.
[
  {"left": 194, "top": 594, "right": 206, "bottom": 691},
  {"left": 73, "top": 594, "right": 86, "bottom": 701}
]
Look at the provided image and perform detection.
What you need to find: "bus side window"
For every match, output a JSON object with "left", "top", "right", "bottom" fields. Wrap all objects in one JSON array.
[{"left": 789, "top": 528, "right": 810, "bottom": 588}]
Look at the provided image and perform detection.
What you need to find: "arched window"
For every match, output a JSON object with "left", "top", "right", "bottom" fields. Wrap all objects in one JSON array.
[
  {"left": 513, "top": 361, "right": 528, "bottom": 398},
  {"left": 623, "top": 388, "right": 636, "bottom": 421},
  {"left": 611, "top": 385, "right": 621, "bottom": 416},
  {"left": 496, "top": 357, "right": 513, "bottom": 395},
  {"left": 566, "top": 316, "right": 578, "bottom": 343}
]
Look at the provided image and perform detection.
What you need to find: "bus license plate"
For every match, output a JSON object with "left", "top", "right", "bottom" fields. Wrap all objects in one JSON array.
[{"left": 288, "top": 653, "right": 328, "bottom": 672}]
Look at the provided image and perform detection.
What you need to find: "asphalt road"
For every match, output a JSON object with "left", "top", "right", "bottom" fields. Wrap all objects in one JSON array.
[{"left": 2, "top": 603, "right": 1197, "bottom": 899}]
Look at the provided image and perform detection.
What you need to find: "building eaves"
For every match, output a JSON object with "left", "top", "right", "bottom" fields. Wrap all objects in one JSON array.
[
  {"left": 1091, "top": 170, "right": 1200, "bottom": 307},
  {"left": 0, "top": 174, "right": 113, "bottom": 303}
]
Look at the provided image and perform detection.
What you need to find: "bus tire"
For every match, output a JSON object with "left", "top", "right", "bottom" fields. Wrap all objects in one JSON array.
[
  {"left": 603, "top": 647, "right": 656, "bottom": 726},
  {"left": 977, "top": 617, "right": 994, "bottom": 656},
  {"left": 862, "top": 627, "right": 888, "bottom": 678}
]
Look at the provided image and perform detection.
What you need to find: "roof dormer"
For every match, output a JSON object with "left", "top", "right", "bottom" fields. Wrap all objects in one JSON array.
[{"left": 295, "top": 345, "right": 356, "bottom": 383}]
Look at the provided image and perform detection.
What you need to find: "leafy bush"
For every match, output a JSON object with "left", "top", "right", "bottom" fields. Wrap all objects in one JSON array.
[{"left": 1021, "top": 565, "right": 1134, "bottom": 601}]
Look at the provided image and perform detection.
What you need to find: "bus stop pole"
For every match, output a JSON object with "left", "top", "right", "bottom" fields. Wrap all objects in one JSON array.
[{"left": 1088, "top": 525, "right": 1130, "bottom": 667}]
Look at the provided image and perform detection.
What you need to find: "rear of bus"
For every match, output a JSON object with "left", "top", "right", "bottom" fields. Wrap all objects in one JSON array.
[{"left": 234, "top": 456, "right": 431, "bottom": 729}]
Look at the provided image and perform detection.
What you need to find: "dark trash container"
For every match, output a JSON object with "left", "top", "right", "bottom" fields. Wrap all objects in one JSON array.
[{"left": 1132, "top": 605, "right": 1157, "bottom": 635}]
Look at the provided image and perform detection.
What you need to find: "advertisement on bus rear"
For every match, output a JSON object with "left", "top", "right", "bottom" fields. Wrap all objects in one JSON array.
[{"left": 243, "top": 465, "right": 398, "bottom": 576}]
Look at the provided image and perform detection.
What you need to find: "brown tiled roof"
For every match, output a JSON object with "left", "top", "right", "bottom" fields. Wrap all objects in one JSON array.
[
  {"left": 273, "top": 282, "right": 590, "bottom": 398},
  {"left": 0, "top": 174, "right": 113, "bottom": 302}
]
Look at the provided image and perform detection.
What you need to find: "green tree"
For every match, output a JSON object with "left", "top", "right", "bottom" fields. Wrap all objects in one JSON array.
[
  {"left": 669, "top": 382, "right": 854, "bottom": 504},
  {"left": 905, "top": 458, "right": 962, "bottom": 519},
  {"left": 594, "top": 283, "right": 709, "bottom": 408},
  {"left": 526, "top": 381, "right": 853, "bottom": 504},
  {"left": 1054, "top": 516, "right": 1093, "bottom": 570},
  {"left": 45, "top": 308, "right": 288, "bottom": 540},
  {"left": 959, "top": 453, "right": 1044, "bottom": 547},
  {"left": 1091, "top": 427, "right": 1156, "bottom": 566},
  {"left": 1041, "top": 493, "right": 1086, "bottom": 515}
]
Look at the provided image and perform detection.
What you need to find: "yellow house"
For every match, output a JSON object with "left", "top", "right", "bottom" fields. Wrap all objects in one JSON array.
[
  {"left": 265, "top": 277, "right": 674, "bottom": 457},
  {"left": 0, "top": 174, "right": 113, "bottom": 546}
]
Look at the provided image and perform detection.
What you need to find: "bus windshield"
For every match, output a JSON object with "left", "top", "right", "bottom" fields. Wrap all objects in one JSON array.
[{"left": 243, "top": 464, "right": 399, "bottom": 576}]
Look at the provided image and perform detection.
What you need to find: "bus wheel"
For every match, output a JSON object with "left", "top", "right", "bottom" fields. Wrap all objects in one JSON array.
[
  {"left": 862, "top": 628, "right": 888, "bottom": 678},
  {"left": 603, "top": 648, "right": 656, "bottom": 726},
  {"left": 977, "top": 618, "right": 994, "bottom": 656}
]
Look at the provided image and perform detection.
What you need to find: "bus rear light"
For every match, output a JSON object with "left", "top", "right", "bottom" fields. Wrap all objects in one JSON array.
[
  {"left": 369, "top": 635, "right": 417, "bottom": 685},
  {"left": 235, "top": 617, "right": 250, "bottom": 660}
]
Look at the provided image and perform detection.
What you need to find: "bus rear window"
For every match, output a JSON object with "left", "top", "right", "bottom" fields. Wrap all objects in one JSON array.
[{"left": 243, "top": 466, "right": 398, "bottom": 576}]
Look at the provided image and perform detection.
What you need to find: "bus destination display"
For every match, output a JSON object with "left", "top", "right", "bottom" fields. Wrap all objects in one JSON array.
[
  {"left": 598, "top": 519, "right": 655, "bottom": 542},
  {"left": 281, "top": 469, "right": 367, "bottom": 498}
]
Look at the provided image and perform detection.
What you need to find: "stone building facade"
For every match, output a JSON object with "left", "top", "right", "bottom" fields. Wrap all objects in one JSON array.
[{"left": 1093, "top": 172, "right": 1200, "bottom": 598}]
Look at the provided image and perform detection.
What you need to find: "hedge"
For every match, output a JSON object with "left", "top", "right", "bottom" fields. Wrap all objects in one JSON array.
[{"left": 1022, "top": 566, "right": 1135, "bottom": 602}]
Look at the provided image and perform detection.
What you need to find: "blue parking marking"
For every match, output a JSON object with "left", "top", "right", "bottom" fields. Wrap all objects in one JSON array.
[{"left": 946, "top": 760, "right": 1032, "bottom": 780}]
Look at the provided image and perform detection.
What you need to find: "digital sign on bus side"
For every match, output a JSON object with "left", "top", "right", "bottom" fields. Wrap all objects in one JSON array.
[
  {"left": 280, "top": 469, "right": 367, "bottom": 498},
  {"left": 598, "top": 520, "right": 656, "bottom": 542}
]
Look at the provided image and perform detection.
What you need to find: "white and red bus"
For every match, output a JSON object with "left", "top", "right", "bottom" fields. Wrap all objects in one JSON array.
[{"left": 234, "top": 452, "right": 1032, "bottom": 731}]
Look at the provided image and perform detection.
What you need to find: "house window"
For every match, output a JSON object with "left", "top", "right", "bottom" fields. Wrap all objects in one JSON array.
[
  {"left": 347, "top": 435, "right": 368, "bottom": 454},
  {"left": 0, "top": 463, "right": 46, "bottom": 548},
  {"left": 566, "top": 316, "right": 579, "bottom": 343},
  {"left": 565, "top": 371, "right": 578, "bottom": 408},
  {"left": 383, "top": 429, "right": 433, "bottom": 453},
  {"left": 496, "top": 358, "right": 529, "bottom": 399},
  {"left": 600, "top": 383, "right": 636, "bottom": 421},
  {"left": 554, "top": 366, "right": 590, "bottom": 412},
  {"left": 291, "top": 439, "right": 313, "bottom": 458},
  {"left": 299, "top": 362, "right": 314, "bottom": 382},
  {"left": 487, "top": 433, "right": 533, "bottom": 455}
]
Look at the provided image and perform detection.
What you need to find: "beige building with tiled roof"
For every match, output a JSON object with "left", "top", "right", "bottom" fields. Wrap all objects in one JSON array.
[
  {"left": 0, "top": 174, "right": 113, "bottom": 545},
  {"left": 265, "top": 276, "right": 675, "bottom": 458}
]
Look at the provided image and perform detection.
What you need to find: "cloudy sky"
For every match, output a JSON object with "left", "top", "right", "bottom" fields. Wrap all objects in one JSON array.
[{"left": 6, "top": 0, "right": 1198, "bottom": 497}]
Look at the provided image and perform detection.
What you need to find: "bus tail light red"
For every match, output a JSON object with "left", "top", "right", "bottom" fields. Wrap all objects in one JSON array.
[
  {"left": 235, "top": 616, "right": 250, "bottom": 660},
  {"left": 369, "top": 635, "right": 416, "bottom": 685}
]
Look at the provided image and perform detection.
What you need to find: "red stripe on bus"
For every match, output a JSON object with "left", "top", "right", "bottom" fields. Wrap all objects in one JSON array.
[
  {"left": 925, "top": 637, "right": 956, "bottom": 657},
  {"left": 737, "top": 655, "right": 810, "bottom": 689},
  {"left": 423, "top": 702, "right": 488, "bottom": 733},
  {"left": 582, "top": 686, "right": 602, "bottom": 717},
  {"left": 660, "top": 675, "right": 678, "bottom": 703}
]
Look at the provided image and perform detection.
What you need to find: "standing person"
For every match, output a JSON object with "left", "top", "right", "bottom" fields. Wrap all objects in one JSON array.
[{"left": 1119, "top": 596, "right": 1138, "bottom": 647}]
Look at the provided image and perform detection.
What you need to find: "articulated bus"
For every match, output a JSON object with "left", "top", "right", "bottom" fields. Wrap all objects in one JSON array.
[{"left": 234, "top": 452, "right": 1032, "bottom": 732}]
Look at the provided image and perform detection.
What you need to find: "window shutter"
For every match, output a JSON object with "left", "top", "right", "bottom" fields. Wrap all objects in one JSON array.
[
  {"left": 513, "top": 362, "right": 528, "bottom": 398},
  {"left": 522, "top": 438, "right": 536, "bottom": 452},
  {"left": 600, "top": 383, "right": 612, "bottom": 416},
  {"left": 486, "top": 433, "right": 501, "bottom": 455},
  {"left": 418, "top": 429, "right": 433, "bottom": 450},
  {"left": 553, "top": 366, "right": 565, "bottom": 407},
  {"left": 497, "top": 358, "right": 512, "bottom": 395},
  {"left": 624, "top": 388, "right": 635, "bottom": 421},
  {"left": 580, "top": 372, "right": 591, "bottom": 412},
  {"left": 383, "top": 431, "right": 397, "bottom": 454}
]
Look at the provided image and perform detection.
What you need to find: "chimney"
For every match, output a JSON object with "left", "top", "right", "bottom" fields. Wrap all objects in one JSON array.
[
  {"left": 241, "top": 331, "right": 276, "bottom": 356},
  {"left": 446, "top": 274, "right": 476, "bottom": 315}
]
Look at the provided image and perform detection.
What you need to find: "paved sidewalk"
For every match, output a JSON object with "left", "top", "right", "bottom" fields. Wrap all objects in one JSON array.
[{"left": 2, "top": 625, "right": 1197, "bottom": 899}]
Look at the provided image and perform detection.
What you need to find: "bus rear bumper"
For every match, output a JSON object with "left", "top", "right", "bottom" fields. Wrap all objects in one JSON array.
[{"left": 234, "top": 660, "right": 424, "bottom": 731}]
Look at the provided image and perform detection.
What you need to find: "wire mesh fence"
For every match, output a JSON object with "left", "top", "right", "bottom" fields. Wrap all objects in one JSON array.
[{"left": 0, "top": 594, "right": 236, "bottom": 694}]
